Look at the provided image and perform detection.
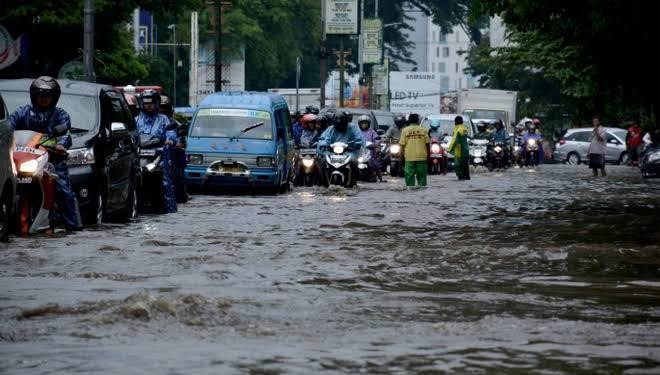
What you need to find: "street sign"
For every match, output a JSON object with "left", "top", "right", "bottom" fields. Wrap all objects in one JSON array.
[
  {"left": 325, "top": 0, "right": 358, "bottom": 35},
  {"left": 362, "top": 18, "right": 382, "bottom": 64},
  {"left": 372, "top": 59, "right": 388, "bottom": 95}
]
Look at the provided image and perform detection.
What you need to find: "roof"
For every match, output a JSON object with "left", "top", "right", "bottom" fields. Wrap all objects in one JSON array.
[
  {"left": 0, "top": 78, "right": 115, "bottom": 96},
  {"left": 198, "top": 91, "right": 288, "bottom": 111}
]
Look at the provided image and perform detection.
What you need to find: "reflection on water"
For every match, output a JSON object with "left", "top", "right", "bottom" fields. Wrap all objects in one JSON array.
[{"left": 1, "top": 165, "right": 659, "bottom": 373}]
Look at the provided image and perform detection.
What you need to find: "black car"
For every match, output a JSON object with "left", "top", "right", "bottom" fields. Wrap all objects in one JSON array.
[{"left": 0, "top": 79, "right": 141, "bottom": 224}]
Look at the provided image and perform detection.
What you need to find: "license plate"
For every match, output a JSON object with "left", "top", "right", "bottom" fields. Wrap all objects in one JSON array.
[
  {"left": 221, "top": 165, "right": 244, "bottom": 173},
  {"left": 430, "top": 153, "right": 443, "bottom": 158},
  {"left": 17, "top": 177, "right": 32, "bottom": 184},
  {"left": 331, "top": 156, "right": 345, "bottom": 163}
]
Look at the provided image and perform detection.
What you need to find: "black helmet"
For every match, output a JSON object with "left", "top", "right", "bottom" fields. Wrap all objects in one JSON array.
[
  {"left": 477, "top": 121, "right": 486, "bottom": 132},
  {"left": 138, "top": 89, "right": 161, "bottom": 111},
  {"left": 394, "top": 114, "right": 406, "bottom": 128},
  {"left": 30, "top": 76, "right": 61, "bottom": 109},
  {"left": 305, "top": 105, "right": 319, "bottom": 115},
  {"left": 160, "top": 94, "right": 174, "bottom": 117},
  {"left": 334, "top": 111, "right": 351, "bottom": 132}
]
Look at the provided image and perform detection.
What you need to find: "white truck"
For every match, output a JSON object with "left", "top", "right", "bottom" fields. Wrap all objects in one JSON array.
[
  {"left": 267, "top": 88, "right": 321, "bottom": 113},
  {"left": 458, "top": 89, "right": 517, "bottom": 132}
]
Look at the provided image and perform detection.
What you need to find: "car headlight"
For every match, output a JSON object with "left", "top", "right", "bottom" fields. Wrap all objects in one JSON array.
[
  {"left": 494, "top": 146, "right": 502, "bottom": 153},
  {"left": 390, "top": 144, "right": 401, "bottom": 154},
  {"left": 67, "top": 147, "right": 95, "bottom": 165},
  {"left": 430, "top": 144, "right": 441, "bottom": 153},
  {"left": 333, "top": 145, "right": 345, "bottom": 154},
  {"left": 257, "top": 157, "right": 274, "bottom": 167},
  {"left": 19, "top": 159, "right": 39, "bottom": 173},
  {"left": 302, "top": 158, "right": 314, "bottom": 168},
  {"left": 188, "top": 154, "right": 203, "bottom": 164},
  {"left": 527, "top": 139, "right": 537, "bottom": 146}
]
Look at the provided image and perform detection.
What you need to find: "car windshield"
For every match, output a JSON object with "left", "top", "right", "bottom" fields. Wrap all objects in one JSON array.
[
  {"left": 191, "top": 108, "right": 273, "bottom": 139},
  {"left": 612, "top": 129, "right": 627, "bottom": 141},
  {"left": 375, "top": 114, "right": 394, "bottom": 127},
  {"left": 463, "top": 109, "right": 506, "bottom": 122},
  {"left": 420, "top": 118, "right": 455, "bottom": 134},
  {"left": 2, "top": 91, "right": 98, "bottom": 132}
]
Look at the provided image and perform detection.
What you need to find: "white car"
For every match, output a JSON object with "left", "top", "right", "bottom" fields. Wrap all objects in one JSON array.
[
  {"left": 0, "top": 93, "right": 16, "bottom": 241},
  {"left": 553, "top": 127, "right": 628, "bottom": 165}
]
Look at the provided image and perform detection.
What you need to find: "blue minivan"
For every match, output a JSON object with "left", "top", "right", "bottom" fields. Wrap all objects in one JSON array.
[{"left": 184, "top": 92, "right": 294, "bottom": 193}]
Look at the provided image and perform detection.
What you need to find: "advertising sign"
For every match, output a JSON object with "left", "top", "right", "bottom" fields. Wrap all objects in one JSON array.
[
  {"left": 325, "top": 0, "right": 358, "bottom": 34},
  {"left": 389, "top": 72, "right": 447, "bottom": 115},
  {"left": 372, "top": 59, "right": 389, "bottom": 96},
  {"left": 0, "top": 25, "right": 22, "bottom": 70},
  {"left": 362, "top": 18, "right": 382, "bottom": 64}
]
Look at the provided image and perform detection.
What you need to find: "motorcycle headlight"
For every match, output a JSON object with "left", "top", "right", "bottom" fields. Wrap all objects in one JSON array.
[
  {"left": 390, "top": 144, "right": 401, "bottom": 154},
  {"left": 302, "top": 158, "right": 314, "bottom": 168},
  {"left": 19, "top": 159, "right": 39, "bottom": 173},
  {"left": 430, "top": 144, "right": 441, "bottom": 153},
  {"left": 514, "top": 146, "right": 521, "bottom": 152},
  {"left": 67, "top": 147, "right": 95, "bottom": 165},
  {"left": 333, "top": 145, "right": 345, "bottom": 154},
  {"left": 494, "top": 146, "right": 502, "bottom": 153},
  {"left": 527, "top": 139, "right": 537, "bottom": 146},
  {"left": 357, "top": 156, "right": 366, "bottom": 163},
  {"left": 188, "top": 154, "right": 203, "bottom": 165},
  {"left": 146, "top": 162, "right": 157, "bottom": 172}
]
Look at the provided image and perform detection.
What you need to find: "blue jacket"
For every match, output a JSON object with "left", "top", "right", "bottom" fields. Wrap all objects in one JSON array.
[
  {"left": 292, "top": 121, "right": 302, "bottom": 145},
  {"left": 316, "top": 124, "right": 364, "bottom": 155},
  {"left": 492, "top": 128, "right": 509, "bottom": 143},
  {"left": 10, "top": 104, "right": 72, "bottom": 148},
  {"left": 135, "top": 112, "right": 177, "bottom": 143}
]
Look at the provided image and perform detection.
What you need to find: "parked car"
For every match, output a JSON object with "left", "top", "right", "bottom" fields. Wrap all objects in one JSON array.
[
  {"left": 1, "top": 79, "right": 141, "bottom": 224},
  {"left": 420, "top": 113, "right": 475, "bottom": 169},
  {"left": 553, "top": 127, "right": 628, "bottom": 165},
  {"left": 184, "top": 91, "right": 295, "bottom": 193},
  {"left": 0, "top": 93, "right": 16, "bottom": 241}
]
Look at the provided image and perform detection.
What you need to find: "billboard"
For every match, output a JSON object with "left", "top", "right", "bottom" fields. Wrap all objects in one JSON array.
[
  {"left": 325, "top": 0, "right": 358, "bottom": 34},
  {"left": 389, "top": 72, "right": 447, "bottom": 115}
]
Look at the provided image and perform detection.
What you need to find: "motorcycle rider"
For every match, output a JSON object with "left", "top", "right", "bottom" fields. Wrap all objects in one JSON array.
[
  {"left": 474, "top": 122, "right": 491, "bottom": 140},
  {"left": 317, "top": 111, "right": 364, "bottom": 185},
  {"left": 159, "top": 94, "right": 188, "bottom": 203},
  {"left": 491, "top": 120, "right": 510, "bottom": 164},
  {"left": 383, "top": 114, "right": 405, "bottom": 143},
  {"left": 299, "top": 113, "right": 319, "bottom": 147},
  {"left": 522, "top": 121, "right": 543, "bottom": 165},
  {"left": 291, "top": 110, "right": 303, "bottom": 146},
  {"left": 357, "top": 115, "right": 383, "bottom": 182},
  {"left": 427, "top": 120, "right": 445, "bottom": 140},
  {"left": 10, "top": 76, "right": 82, "bottom": 232},
  {"left": 135, "top": 90, "right": 178, "bottom": 213}
]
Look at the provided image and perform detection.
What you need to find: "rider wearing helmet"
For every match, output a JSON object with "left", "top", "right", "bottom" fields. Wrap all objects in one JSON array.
[
  {"left": 10, "top": 76, "right": 82, "bottom": 231},
  {"left": 474, "top": 121, "right": 490, "bottom": 140},
  {"left": 136, "top": 89, "right": 178, "bottom": 213},
  {"left": 316, "top": 111, "right": 364, "bottom": 179},
  {"left": 305, "top": 105, "right": 320, "bottom": 115},
  {"left": 299, "top": 113, "right": 319, "bottom": 147},
  {"left": 158, "top": 94, "right": 188, "bottom": 204},
  {"left": 491, "top": 119, "right": 509, "bottom": 143},
  {"left": 383, "top": 114, "right": 406, "bottom": 143},
  {"left": 357, "top": 115, "right": 382, "bottom": 182}
]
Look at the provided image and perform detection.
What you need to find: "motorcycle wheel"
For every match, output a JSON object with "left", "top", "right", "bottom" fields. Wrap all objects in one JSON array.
[
  {"left": 304, "top": 173, "right": 313, "bottom": 187},
  {"left": 0, "top": 190, "right": 11, "bottom": 242}
]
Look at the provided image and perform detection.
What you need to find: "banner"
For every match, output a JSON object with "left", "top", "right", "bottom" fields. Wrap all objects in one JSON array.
[
  {"left": 325, "top": 0, "right": 358, "bottom": 34},
  {"left": 362, "top": 19, "right": 382, "bottom": 64},
  {"left": 389, "top": 72, "right": 448, "bottom": 115},
  {"left": 0, "top": 26, "right": 22, "bottom": 70}
]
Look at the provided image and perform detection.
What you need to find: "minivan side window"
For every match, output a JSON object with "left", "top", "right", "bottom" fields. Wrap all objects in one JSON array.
[
  {"left": 606, "top": 133, "right": 620, "bottom": 144},
  {"left": 0, "top": 96, "right": 6, "bottom": 120},
  {"left": 275, "top": 108, "right": 292, "bottom": 140},
  {"left": 570, "top": 131, "right": 590, "bottom": 142}
]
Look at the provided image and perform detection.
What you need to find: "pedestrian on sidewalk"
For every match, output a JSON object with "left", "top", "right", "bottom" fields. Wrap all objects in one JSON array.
[
  {"left": 588, "top": 115, "right": 607, "bottom": 177},
  {"left": 447, "top": 115, "right": 470, "bottom": 180},
  {"left": 400, "top": 113, "right": 429, "bottom": 188}
]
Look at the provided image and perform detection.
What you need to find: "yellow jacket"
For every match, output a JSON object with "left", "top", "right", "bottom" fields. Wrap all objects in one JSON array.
[{"left": 400, "top": 124, "right": 429, "bottom": 161}]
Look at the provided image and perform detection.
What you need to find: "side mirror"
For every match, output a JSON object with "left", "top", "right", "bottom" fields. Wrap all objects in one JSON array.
[
  {"left": 52, "top": 123, "right": 68, "bottom": 136},
  {"left": 376, "top": 129, "right": 385, "bottom": 136},
  {"left": 277, "top": 127, "right": 285, "bottom": 140},
  {"left": 110, "top": 122, "right": 128, "bottom": 139}
]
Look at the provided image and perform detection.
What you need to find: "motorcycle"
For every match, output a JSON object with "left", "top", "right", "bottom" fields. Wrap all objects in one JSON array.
[
  {"left": 12, "top": 128, "right": 66, "bottom": 235},
  {"left": 487, "top": 140, "right": 508, "bottom": 171},
  {"left": 511, "top": 136, "right": 524, "bottom": 167},
  {"left": 321, "top": 142, "right": 357, "bottom": 187},
  {"left": 640, "top": 143, "right": 660, "bottom": 178},
  {"left": 524, "top": 136, "right": 541, "bottom": 167},
  {"left": 357, "top": 141, "right": 378, "bottom": 182},
  {"left": 469, "top": 139, "right": 489, "bottom": 169},
  {"left": 293, "top": 141, "right": 320, "bottom": 187},
  {"left": 388, "top": 142, "right": 404, "bottom": 177},
  {"left": 428, "top": 137, "right": 448, "bottom": 175},
  {"left": 139, "top": 134, "right": 174, "bottom": 213}
]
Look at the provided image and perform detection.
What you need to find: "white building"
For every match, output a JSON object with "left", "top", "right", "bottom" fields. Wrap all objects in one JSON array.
[{"left": 398, "top": 5, "right": 476, "bottom": 92}]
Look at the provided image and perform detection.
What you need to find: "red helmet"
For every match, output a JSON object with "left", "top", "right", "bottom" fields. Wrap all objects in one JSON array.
[
  {"left": 532, "top": 118, "right": 541, "bottom": 125},
  {"left": 300, "top": 113, "right": 318, "bottom": 130}
]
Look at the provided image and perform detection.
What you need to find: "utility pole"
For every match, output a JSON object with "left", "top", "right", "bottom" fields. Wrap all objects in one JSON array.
[
  {"left": 214, "top": 0, "right": 223, "bottom": 92},
  {"left": 334, "top": 37, "right": 351, "bottom": 107},
  {"left": 295, "top": 56, "right": 301, "bottom": 112},
  {"left": 358, "top": 0, "right": 364, "bottom": 107},
  {"left": 189, "top": 11, "right": 199, "bottom": 107},
  {"left": 83, "top": 0, "right": 96, "bottom": 82},
  {"left": 320, "top": 0, "right": 327, "bottom": 108},
  {"left": 168, "top": 24, "right": 177, "bottom": 106}
]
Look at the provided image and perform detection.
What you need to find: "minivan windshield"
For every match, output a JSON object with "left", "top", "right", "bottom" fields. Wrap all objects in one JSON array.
[
  {"left": 191, "top": 108, "right": 273, "bottom": 140},
  {"left": 2, "top": 91, "right": 98, "bottom": 132}
]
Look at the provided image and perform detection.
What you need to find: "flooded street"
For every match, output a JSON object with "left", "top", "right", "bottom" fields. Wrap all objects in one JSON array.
[{"left": 1, "top": 164, "right": 659, "bottom": 374}]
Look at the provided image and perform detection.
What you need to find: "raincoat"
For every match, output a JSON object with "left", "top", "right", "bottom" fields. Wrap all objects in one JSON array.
[
  {"left": 360, "top": 127, "right": 381, "bottom": 170},
  {"left": 299, "top": 129, "right": 319, "bottom": 148},
  {"left": 383, "top": 126, "right": 403, "bottom": 143},
  {"left": 136, "top": 112, "right": 178, "bottom": 213},
  {"left": 447, "top": 123, "right": 470, "bottom": 180},
  {"left": 10, "top": 104, "right": 82, "bottom": 230},
  {"left": 316, "top": 124, "right": 364, "bottom": 157}
]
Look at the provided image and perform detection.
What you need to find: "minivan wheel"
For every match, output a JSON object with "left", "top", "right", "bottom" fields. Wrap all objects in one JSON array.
[
  {"left": 0, "top": 191, "right": 10, "bottom": 242},
  {"left": 118, "top": 185, "right": 138, "bottom": 221},
  {"left": 85, "top": 187, "right": 104, "bottom": 225},
  {"left": 567, "top": 152, "right": 581, "bottom": 165}
]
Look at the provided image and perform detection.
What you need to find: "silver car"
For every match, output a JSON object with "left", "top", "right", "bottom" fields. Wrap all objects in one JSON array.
[
  {"left": 0, "top": 93, "right": 17, "bottom": 241},
  {"left": 553, "top": 127, "right": 629, "bottom": 165}
]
